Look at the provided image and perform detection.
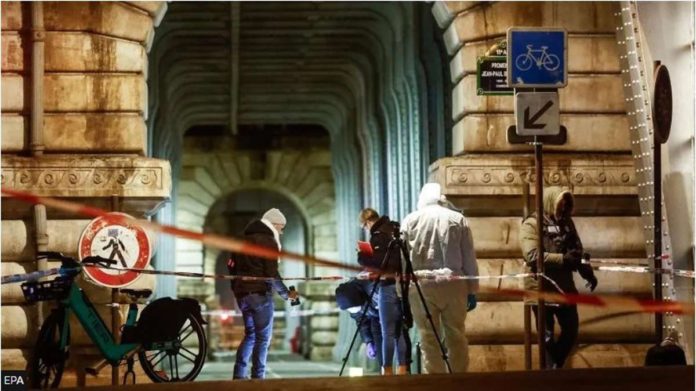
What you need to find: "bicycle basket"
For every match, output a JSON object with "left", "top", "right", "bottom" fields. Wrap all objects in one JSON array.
[{"left": 21, "top": 278, "right": 71, "bottom": 303}]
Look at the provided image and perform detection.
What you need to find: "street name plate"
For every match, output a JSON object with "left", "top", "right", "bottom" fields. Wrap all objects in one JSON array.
[
  {"left": 477, "top": 56, "right": 513, "bottom": 96},
  {"left": 514, "top": 92, "right": 560, "bottom": 136}
]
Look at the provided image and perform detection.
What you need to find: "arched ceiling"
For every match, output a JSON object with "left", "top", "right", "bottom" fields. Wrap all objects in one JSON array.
[{"left": 148, "top": 1, "right": 450, "bottom": 266}]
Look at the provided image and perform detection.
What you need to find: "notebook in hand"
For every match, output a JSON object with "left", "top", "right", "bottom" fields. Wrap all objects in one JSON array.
[{"left": 357, "top": 241, "right": 373, "bottom": 256}]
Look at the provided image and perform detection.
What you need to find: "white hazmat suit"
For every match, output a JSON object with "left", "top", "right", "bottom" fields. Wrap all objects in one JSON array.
[{"left": 401, "top": 183, "right": 478, "bottom": 373}]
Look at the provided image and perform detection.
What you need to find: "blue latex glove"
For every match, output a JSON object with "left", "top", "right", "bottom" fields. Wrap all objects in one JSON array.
[
  {"left": 366, "top": 342, "right": 377, "bottom": 359},
  {"left": 467, "top": 294, "right": 477, "bottom": 312}
]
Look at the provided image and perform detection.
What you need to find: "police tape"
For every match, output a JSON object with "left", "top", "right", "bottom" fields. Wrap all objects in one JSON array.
[
  {"left": 0, "top": 265, "right": 535, "bottom": 285},
  {"left": 493, "top": 287, "right": 694, "bottom": 315},
  {"left": 1, "top": 268, "right": 64, "bottom": 284},
  {"left": 2, "top": 264, "right": 692, "bottom": 315},
  {"left": 4, "top": 188, "right": 694, "bottom": 280},
  {"left": 4, "top": 261, "right": 692, "bottom": 287},
  {"left": 2, "top": 189, "right": 694, "bottom": 314},
  {"left": 1, "top": 188, "right": 362, "bottom": 273}
]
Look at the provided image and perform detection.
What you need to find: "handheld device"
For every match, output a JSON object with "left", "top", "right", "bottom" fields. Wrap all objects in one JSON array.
[{"left": 288, "top": 285, "right": 301, "bottom": 306}]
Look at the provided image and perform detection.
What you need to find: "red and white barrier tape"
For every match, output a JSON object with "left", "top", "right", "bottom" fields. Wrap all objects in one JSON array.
[
  {"left": 492, "top": 287, "right": 694, "bottom": 314},
  {"left": 1, "top": 188, "right": 362, "bottom": 273},
  {"left": 2, "top": 188, "right": 693, "bottom": 315}
]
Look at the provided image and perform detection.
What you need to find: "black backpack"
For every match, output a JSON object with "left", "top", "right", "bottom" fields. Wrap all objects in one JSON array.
[
  {"left": 122, "top": 297, "right": 203, "bottom": 345},
  {"left": 645, "top": 343, "right": 687, "bottom": 366}
]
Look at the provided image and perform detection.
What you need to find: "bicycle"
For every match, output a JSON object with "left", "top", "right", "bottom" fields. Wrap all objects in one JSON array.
[
  {"left": 22, "top": 252, "right": 208, "bottom": 388},
  {"left": 515, "top": 44, "right": 560, "bottom": 71}
]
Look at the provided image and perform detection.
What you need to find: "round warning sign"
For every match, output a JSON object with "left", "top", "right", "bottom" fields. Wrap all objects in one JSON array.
[{"left": 78, "top": 212, "right": 151, "bottom": 288}]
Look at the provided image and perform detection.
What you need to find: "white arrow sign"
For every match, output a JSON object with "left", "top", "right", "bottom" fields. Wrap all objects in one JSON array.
[{"left": 514, "top": 92, "right": 560, "bottom": 136}]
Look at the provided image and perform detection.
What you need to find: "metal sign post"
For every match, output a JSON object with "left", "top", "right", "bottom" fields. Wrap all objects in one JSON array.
[
  {"left": 534, "top": 138, "right": 546, "bottom": 370},
  {"left": 652, "top": 62, "right": 672, "bottom": 343},
  {"left": 507, "top": 26, "right": 568, "bottom": 370}
]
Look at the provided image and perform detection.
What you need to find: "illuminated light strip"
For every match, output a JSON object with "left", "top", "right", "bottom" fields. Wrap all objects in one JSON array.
[
  {"left": 0, "top": 188, "right": 362, "bottom": 273},
  {"left": 595, "top": 266, "right": 695, "bottom": 279}
]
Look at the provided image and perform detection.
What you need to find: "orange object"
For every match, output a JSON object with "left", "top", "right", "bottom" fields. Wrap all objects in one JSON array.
[{"left": 357, "top": 241, "right": 373, "bottom": 256}]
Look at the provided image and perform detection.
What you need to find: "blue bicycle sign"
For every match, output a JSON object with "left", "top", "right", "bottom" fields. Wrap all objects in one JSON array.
[
  {"left": 515, "top": 45, "right": 561, "bottom": 71},
  {"left": 507, "top": 28, "right": 567, "bottom": 88}
]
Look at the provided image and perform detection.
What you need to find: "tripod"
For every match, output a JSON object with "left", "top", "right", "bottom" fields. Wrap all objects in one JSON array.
[{"left": 338, "top": 223, "right": 452, "bottom": 375}]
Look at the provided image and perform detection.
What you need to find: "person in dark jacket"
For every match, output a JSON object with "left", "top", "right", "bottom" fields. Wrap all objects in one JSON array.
[
  {"left": 519, "top": 187, "right": 598, "bottom": 369},
  {"left": 358, "top": 208, "right": 408, "bottom": 375},
  {"left": 335, "top": 278, "right": 383, "bottom": 366},
  {"left": 229, "top": 208, "right": 299, "bottom": 379}
]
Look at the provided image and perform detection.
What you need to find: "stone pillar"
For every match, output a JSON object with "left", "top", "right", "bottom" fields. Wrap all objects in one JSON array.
[
  {"left": 1, "top": 1, "right": 169, "bottom": 385},
  {"left": 430, "top": 1, "right": 652, "bottom": 370}
]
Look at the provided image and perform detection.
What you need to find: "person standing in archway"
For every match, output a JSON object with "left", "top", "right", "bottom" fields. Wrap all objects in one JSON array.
[
  {"left": 230, "top": 208, "right": 299, "bottom": 379},
  {"left": 358, "top": 208, "right": 409, "bottom": 375},
  {"left": 401, "top": 183, "right": 479, "bottom": 374}
]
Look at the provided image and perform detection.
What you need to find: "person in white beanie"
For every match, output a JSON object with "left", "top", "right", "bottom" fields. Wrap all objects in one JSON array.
[
  {"left": 261, "top": 208, "right": 286, "bottom": 249},
  {"left": 401, "top": 182, "right": 479, "bottom": 374},
  {"left": 230, "top": 208, "right": 298, "bottom": 379}
]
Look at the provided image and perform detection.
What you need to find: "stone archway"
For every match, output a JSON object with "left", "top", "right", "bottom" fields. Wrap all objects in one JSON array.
[{"left": 175, "top": 147, "right": 337, "bottom": 283}]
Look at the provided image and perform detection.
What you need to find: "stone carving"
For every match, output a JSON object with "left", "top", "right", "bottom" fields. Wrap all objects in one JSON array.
[
  {"left": 3, "top": 168, "right": 162, "bottom": 191},
  {"left": 437, "top": 156, "right": 636, "bottom": 196},
  {"left": 0, "top": 156, "right": 170, "bottom": 198}
]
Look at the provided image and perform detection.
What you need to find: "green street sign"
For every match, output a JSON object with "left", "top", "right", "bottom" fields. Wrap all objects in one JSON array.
[{"left": 477, "top": 56, "right": 514, "bottom": 96}]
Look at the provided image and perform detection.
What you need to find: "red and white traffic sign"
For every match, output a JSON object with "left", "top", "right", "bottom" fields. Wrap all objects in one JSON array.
[{"left": 78, "top": 212, "right": 152, "bottom": 288}]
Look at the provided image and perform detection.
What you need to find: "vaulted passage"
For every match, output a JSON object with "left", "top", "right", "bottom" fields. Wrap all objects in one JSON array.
[{"left": 146, "top": 1, "right": 451, "bottom": 365}]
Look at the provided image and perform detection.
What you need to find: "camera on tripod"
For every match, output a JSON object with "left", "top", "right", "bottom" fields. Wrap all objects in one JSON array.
[{"left": 390, "top": 221, "right": 401, "bottom": 237}]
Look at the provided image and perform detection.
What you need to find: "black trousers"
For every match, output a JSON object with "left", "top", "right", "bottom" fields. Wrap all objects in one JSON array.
[{"left": 531, "top": 304, "right": 579, "bottom": 369}]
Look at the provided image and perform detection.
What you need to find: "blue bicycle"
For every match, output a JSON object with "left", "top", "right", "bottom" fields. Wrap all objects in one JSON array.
[{"left": 22, "top": 252, "right": 208, "bottom": 388}]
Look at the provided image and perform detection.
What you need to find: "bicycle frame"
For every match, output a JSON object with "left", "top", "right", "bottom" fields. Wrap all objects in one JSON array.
[{"left": 59, "top": 281, "right": 138, "bottom": 364}]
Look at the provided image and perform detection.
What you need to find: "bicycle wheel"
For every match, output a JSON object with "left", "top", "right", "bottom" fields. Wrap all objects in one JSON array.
[
  {"left": 138, "top": 312, "right": 207, "bottom": 382},
  {"left": 515, "top": 54, "right": 533, "bottom": 71},
  {"left": 544, "top": 54, "right": 561, "bottom": 71},
  {"left": 29, "top": 309, "right": 69, "bottom": 389}
]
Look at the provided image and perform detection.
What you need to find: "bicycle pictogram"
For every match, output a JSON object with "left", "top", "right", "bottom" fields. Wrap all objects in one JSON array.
[{"left": 515, "top": 44, "right": 560, "bottom": 71}]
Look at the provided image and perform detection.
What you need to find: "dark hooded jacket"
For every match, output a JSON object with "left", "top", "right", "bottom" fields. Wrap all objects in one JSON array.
[
  {"left": 357, "top": 216, "right": 401, "bottom": 279},
  {"left": 519, "top": 187, "right": 583, "bottom": 296},
  {"left": 228, "top": 219, "right": 289, "bottom": 299}
]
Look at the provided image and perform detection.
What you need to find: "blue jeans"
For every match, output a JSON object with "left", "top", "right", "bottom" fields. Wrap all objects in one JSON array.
[
  {"left": 233, "top": 292, "right": 274, "bottom": 379},
  {"left": 379, "top": 284, "right": 408, "bottom": 367}
]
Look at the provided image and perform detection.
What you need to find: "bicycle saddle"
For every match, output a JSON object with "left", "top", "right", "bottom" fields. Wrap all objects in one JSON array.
[{"left": 121, "top": 289, "right": 152, "bottom": 299}]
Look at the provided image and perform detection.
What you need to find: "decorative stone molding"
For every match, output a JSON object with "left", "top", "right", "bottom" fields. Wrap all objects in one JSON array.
[
  {"left": 1, "top": 156, "right": 170, "bottom": 199},
  {"left": 430, "top": 154, "right": 637, "bottom": 196}
]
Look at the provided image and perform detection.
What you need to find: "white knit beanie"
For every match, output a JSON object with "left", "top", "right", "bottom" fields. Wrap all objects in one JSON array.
[{"left": 262, "top": 208, "right": 287, "bottom": 226}]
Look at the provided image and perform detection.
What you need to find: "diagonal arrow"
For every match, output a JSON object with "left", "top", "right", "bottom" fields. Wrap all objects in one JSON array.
[{"left": 524, "top": 100, "right": 554, "bottom": 129}]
